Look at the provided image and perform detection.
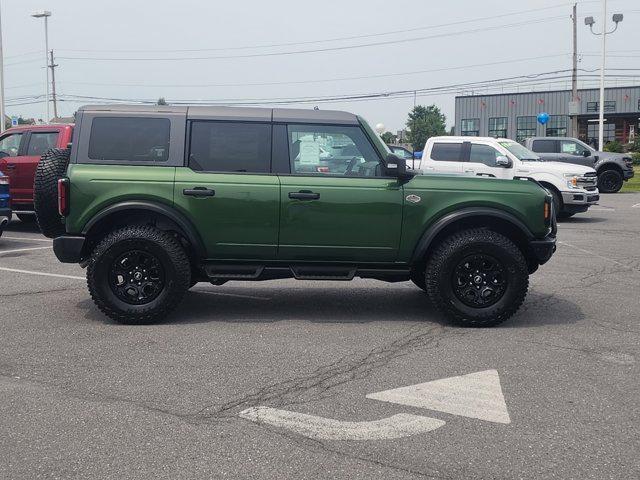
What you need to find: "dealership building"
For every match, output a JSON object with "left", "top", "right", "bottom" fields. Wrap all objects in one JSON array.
[{"left": 454, "top": 85, "right": 640, "bottom": 145}]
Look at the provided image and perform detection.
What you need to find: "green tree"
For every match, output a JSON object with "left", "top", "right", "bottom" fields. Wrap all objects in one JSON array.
[
  {"left": 406, "top": 105, "right": 446, "bottom": 151},
  {"left": 380, "top": 131, "right": 396, "bottom": 144}
]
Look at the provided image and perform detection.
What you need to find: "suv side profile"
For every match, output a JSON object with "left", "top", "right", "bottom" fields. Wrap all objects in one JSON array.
[
  {"left": 0, "top": 124, "right": 74, "bottom": 221},
  {"left": 522, "top": 136, "right": 634, "bottom": 193},
  {"left": 39, "top": 105, "right": 557, "bottom": 327}
]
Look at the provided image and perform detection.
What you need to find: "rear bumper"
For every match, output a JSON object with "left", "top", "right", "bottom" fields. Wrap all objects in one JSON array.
[
  {"left": 528, "top": 234, "right": 557, "bottom": 266},
  {"left": 53, "top": 235, "right": 86, "bottom": 263}
]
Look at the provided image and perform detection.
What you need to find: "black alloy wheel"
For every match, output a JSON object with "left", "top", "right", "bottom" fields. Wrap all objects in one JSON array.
[
  {"left": 109, "top": 250, "right": 165, "bottom": 305},
  {"left": 452, "top": 254, "right": 507, "bottom": 308}
]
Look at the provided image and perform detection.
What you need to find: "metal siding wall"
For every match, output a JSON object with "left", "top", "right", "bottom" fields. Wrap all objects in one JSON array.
[{"left": 455, "top": 86, "right": 640, "bottom": 140}]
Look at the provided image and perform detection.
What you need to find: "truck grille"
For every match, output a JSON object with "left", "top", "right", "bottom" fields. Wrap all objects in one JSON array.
[{"left": 577, "top": 172, "right": 598, "bottom": 190}]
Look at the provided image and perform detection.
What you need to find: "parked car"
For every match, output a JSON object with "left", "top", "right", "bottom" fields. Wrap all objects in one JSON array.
[
  {"left": 0, "top": 172, "right": 10, "bottom": 237},
  {"left": 418, "top": 136, "right": 599, "bottom": 218},
  {"left": 36, "top": 105, "right": 556, "bottom": 327},
  {"left": 0, "top": 123, "right": 74, "bottom": 221},
  {"left": 522, "top": 136, "right": 634, "bottom": 193}
]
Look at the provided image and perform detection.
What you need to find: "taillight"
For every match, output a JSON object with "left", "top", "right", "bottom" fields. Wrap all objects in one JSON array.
[
  {"left": 0, "top": 176, "right": 8, "bottom": 185},
  {"left": 58, "top": 178, "right": 69, "bottom": 216}
]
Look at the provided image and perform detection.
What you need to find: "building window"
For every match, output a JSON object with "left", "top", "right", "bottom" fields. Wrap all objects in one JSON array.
[
  {"left": 516, "top": 116, "right": 537, "bottom": 142},
  {"left": 587, "top": 123, "right": 615, "bottom": 146},
  {"left": 488, "top": 117, "right": 507, "bottom": 138},
  {"left": 546, "top": 116, "right": 567, "bottom": 136},
  {"left": 587, "top": 101, "right": 616, "bottom": 113},
  {"left": 461, "top": 118, "right": 479, "bottom": 136}
]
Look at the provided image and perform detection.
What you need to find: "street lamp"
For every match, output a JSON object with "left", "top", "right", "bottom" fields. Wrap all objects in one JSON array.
[
  {"left": 31, "top": 10, "right": 52, "bottom": 122},
  {"left": 585, "top": 0, "right": 623, "bottom": 151}
]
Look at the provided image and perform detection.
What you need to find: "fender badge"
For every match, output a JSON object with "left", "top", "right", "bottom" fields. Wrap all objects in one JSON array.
[{"left": 406, "top": 194, "right": 421, "bottom": 204}]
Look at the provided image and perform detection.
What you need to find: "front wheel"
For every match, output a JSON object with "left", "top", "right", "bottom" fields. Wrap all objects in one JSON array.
[
  {"left": 598, "top": 169, "right": 623, "bottom": 193},
  {"left": 424, "top": 229, "right": 529, "bottom": 327},
  {"left": 87, "top": 226, "right": 191, "bottom": 324}
]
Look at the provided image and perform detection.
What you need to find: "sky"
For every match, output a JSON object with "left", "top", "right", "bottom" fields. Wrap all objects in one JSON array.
[{"left": 1, "top": 0, "right": 639, "bottom": 132}]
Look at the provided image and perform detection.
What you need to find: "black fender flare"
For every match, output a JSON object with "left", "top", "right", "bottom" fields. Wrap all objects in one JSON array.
[
  {"left": 411, "top": 207, "right": 534, "bottom": 263},
  {"left": 82, "top": 200, "right": 206, "bottom": 258}
]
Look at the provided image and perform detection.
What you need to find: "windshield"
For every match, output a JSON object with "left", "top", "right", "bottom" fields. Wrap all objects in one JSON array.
[
  {"left": 499, "top": 141, "right": 540, "bottom": 161},
  {"left": 358, "top": 116, "right": 391, "bottom": 156}
]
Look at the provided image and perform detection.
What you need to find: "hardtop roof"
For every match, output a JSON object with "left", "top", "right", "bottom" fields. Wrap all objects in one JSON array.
[{"left": 78, "top": 105, "right": 359, "bottom": 125}]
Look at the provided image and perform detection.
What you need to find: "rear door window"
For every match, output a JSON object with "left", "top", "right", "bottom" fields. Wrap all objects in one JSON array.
[
  {"left": 26, "top": 132, "right": 58, "bottom": 156},
  {"left": 430, "top": 143, "right": 463, "bottom": 161},
  {"left": 531, "top": 139, "right": 557, "bottom": 153},
  {"left": 88, "top": 117, "right": 170, "bottom": 162},
  {"left": 188, "top": 121, "right": 271, "bottom": 173}
]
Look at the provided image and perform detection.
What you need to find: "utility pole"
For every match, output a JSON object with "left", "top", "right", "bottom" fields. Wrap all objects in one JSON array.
[
  {"left": 49, "top": 50, "right": 58, "bottom": 119},
  {"left": 570, "top": 3, "right": 579, "bottom": 138},
  {"left": 0, "top": 1, "right": 6, "bottom": 133}
]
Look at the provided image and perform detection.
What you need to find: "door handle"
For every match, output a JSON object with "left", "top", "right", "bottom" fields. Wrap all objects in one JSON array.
[
  {"left": 183, "top": 187, "right": 215, "bottom": 197},
  {"left": 464, "top": 169, "right": 475, "bottom": 173},
  {"left": 288, "top": 190, "right": 320, "bottom": 200}
]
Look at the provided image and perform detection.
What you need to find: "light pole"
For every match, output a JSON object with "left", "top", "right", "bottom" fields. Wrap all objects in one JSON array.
[
  {"left": 31, "top": 10, "right": 52, "bottom": 122},
  {"left": 0, "top": 0, "right": 6, "bottom": 133},
  {"left": 585, "top": 1, "right": 623, "bottom": 151}
]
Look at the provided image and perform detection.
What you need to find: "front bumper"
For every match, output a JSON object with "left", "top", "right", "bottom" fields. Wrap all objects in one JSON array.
[
  {"left": 53, "top": 235, "right": 86, "bottom": 263},
  {"left": 529, "top": 235, "right": 557, "bottom": 266},
  {"left": 561, "top": 189, "right": 599, "bottom": 213},
  {"left": 624, "top": 168, "right": 635, "bottom": 180}
]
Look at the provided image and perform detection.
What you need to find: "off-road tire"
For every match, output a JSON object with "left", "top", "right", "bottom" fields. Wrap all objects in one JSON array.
[
  {"left": 410, "top": 269, "right": 427, "bottom": 291},
  {"left": 597, "top": 169, "right": 623, "bottom": 193},
  {"left": 87, "top": 226, "right": 191, "bottom": 324},
  {"left": 33, "top": 148, "right": 70, "bottom": 238},
  {"left": 424, "top": 229, "right": 529, "bottom": 327},
  {"left": 16, "top": 213, "right": 36, "bottom": 223}
]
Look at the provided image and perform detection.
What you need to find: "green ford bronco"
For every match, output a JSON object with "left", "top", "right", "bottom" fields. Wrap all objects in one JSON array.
[{"left": 34, "top": 105, "right": 556, "bottom": 327}]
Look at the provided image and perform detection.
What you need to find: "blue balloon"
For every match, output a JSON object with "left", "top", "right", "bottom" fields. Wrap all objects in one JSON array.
[{"left": 537, "top": 112, "right": 549, "bottom": 125}]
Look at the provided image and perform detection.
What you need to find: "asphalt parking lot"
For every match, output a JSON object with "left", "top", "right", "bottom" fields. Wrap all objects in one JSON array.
[{"left": 1, "top": 193, "right": 639, "bottom": 480}]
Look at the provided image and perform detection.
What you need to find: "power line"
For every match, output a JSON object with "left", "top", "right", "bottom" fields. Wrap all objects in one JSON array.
[
  {"left": 56, "top": 2, "right": 578, "bottom": 54},
  {"left": 60, "top": 53, "right": 572, "bottom": 89},
  {"left": 57, "top": 16, "right": 566, "bottom": 62}
]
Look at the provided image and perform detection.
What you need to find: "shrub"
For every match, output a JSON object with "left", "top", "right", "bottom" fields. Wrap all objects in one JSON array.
[
  {"left": 604, "top": 140, "right": 623, "bottom": 153},
  {"left": 632, "top": 152, "right": 640, "bottom": 166}
]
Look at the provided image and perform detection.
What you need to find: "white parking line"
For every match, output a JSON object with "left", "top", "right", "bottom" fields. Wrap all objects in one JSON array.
[
  {"left": 0, "top": 266, "right": 84, "bottom": 280},
  {"left": 0, "top": 246, "right": 52, "bottom": 255},
  {"left": 2, "top": 236, "right": 53, "bottom": 243},
  {"left": 558, "top": 241, "right": 628, "bottom": 269},
  {"left": 632, "top": 203, "right": 640, "bottom": 208}
]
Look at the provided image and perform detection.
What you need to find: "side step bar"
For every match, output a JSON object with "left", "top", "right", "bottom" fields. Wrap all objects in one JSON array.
[{"left": 202, "top": 263, "right": 411, "bottom": 283}]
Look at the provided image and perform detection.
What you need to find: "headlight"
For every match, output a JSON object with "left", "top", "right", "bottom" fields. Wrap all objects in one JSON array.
[{"left": 563, "top": 173, "right": 580, "bottom": 189}]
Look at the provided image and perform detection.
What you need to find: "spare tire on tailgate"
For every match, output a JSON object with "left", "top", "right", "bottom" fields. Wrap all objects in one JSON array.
[{"left": 34, "top": 148, "right": 70, "bottom": 238}]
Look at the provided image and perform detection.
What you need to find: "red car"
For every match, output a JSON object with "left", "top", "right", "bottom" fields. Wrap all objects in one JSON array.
[{"left": 0, "top": 123, "right": 74, "bottom": 221}]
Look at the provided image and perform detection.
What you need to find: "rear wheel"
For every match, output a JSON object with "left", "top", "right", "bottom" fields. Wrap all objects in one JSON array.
[
  {"left": 33, "top": 148, "right": 70, "bottom": 238},
  {"left": 87, "top": 226, "right": 191, "bottom": 324},
  {"left": 598, "top": 169, "right": 623, "bottom": 193},
  {"left": 424, "top": 229, "right": 529, "bottom": 327}
]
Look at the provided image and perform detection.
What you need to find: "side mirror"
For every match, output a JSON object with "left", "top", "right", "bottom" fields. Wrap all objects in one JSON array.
[
  {"left": 385, "top": 153, "right": 413, "bottom": 180},
  {"left": 582, "top": 150, "right": 591, "bottom": 157},
  {"left": 495, "top": 155, "right": 512, "bottom": 168}
]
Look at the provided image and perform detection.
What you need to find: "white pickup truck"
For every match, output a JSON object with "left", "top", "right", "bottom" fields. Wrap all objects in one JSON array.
[{"left": 418, "top": 136, "right": 599, "bottom": 218}]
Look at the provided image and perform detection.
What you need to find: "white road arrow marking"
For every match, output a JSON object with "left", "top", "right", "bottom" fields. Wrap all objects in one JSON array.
[
  {"left": 367, "top": 369, "right": 511, "bottom": 424},
  {"left": 238, "top": 406, "right": 445, "bottom": 441}
]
